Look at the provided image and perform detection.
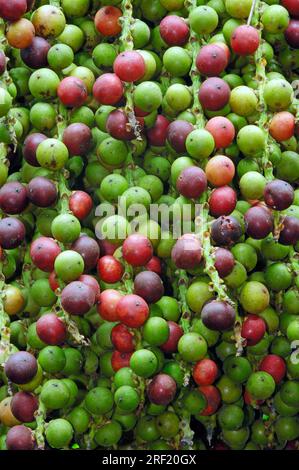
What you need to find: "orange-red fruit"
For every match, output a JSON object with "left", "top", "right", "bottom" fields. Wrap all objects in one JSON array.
[
  {"left": 269, "top": 112, "right": 295, "bottom": 142},
  {"left": 205, "top": 155, "right": 235, "bottom": 187},
  {"left": 94, "top": 6, "right": 122, "bottom": 37},
  {"left": 6, "top": 18, "right": 35, "bottom": 49},
  {"left": 205, "top": 116, "right": 235, "bottom": 149},
  {"left": 199, "top": 385, "right": 221, "bottom": 416},
  {"left": 97, "top": 289, "right": 123, "bottom": 322},
  {"left": 193, "top": 359, "right": 218, "bottom": 386},
  {"left": 231, "top": 25, "right": 260, "bottom": 56}
]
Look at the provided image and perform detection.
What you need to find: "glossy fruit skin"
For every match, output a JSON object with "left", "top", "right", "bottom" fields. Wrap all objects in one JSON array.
[
  {"left": 199, "top": 385, "right": 221, "bottom": 416},
  {"left": 279, "top": 216, "right": 299, "bottom": 245},
  {"left": 171, "top": 234, "right": 202, "bottom": 270},
  {"left": 97, "top": 255, "right": 124, "bottom": 284},
  {"left": 21, "top": 36, "right": 51, "bottom": 69},
  {"left": 244, "top": 206, "right": 274, "bottom": 239},
  {"left": 282, "top": 0, "right": 299, "bottom": 18},
  {"left": 69, "top": 191, "right": 93, "bottom": 221},
  {"left": 11, "top": 391, "right": 38, "bottom": 423},
  {"left": 0, "top": 181, "right": 28, "bottom": 214},
  {"left": 30, "top": 237, "right": 61, "bottom": 272},
  {"left": 160, "top": 321, "right": 183, "bottom": 354},
  {"left": 5, "top": 351, "right": 37, "bottom": 385},
  {"left": 231, "top": 25, "right": 260, "bottom": 56},
  {"left": 147, "top": 115, "right": 170, "bottom": 147},
  {"left": 36, "top": 314, "right": 66, "bottom": 346},
  {"left": 159, "top": 15, "right": 189, "bottom": 46},
  {"left": 93, "top": 73, "right": 124, "bottom": 105},
  {"left": 196, "top": 44, "right": 227, "bottom": 77},
  {"left": 0, "top": 0, "right": 27, "bottom": 21},
  {"left": 6, "top": 425, "right": 35, "bottom": 450},
  {"left": 106, "top": 109, "right": 136, "bottom": 141},
  {"left": 134, "top": 271, "right": 164, "bottom": 304},
  {"left": 176, "top": 166, "right": 207, "bottom": 199},
  {"left": 199, "top": 78, "right": 231, "bottom": 111},
  {"left": 94, "top": 6, "right": 122, "bottom": 37},
  {"left": 209, "top": 186, "right": 237, "bottom": 217},
  {"left": 111, "top": 324, "right": 135, "bottom": 353},
  {"left": 264, "top": 179, "right": 294, "bottom": 211},
  {"left": 259, "top": 355, "right": 286, "bottom": 384},
  {"left": 205, "top": 155, "right": 235, "bottom": 187},
  {"left": 114, "top": 51, "right": 145, "bottom": 82},
  {"left": 122, "top": 234, "right": 153, "bottom": 267},
  {"left": 0, "top": 217, "right": 25, "bottom": 249},
  {"left": 6, "top": 18, "right": 35, "bottom": 49},
  {"left": 241, "top": 315, "right": 266, "bottom": 346},
  {"left": 201, "top": 300, "right": 236, "bottom": 331},
  {"left": 61, "top": 281, "right": 95, "bottom": 316},
  {"left": 269, "top": 112, "right": 295, "bottom": 142},
  {"left": 63, "top": 124, "right": 92, "bottom": 157},
  {"left": 97, "top": 289, "right": 123, "bottom": 322},
  {"left": 147, "top": 374, "right": 177, "bottom": 406},
  {"left": 285, "top": 20, "right": 299, "bottom": 48},
  {"left": 111, "top": 351, "right": 133, "bottom": 372},
  {"left": 193, "top": 359, "right": 218, "bottom": 386},
  {"left": 167, "top": 120, "right": 194, "bottom": 153},
  {"left": 205, "top": 117, "right": 235, "bottom": 149},
  {"left": 71, "top": 235, "right": 100, "bottom": 272},
  {"left": 117, "top": 294, "right": 149, "bottom": 328},
  {"left": 215, "top": 248, "right": 235, "bottom": 278},
  {"left": 58, "top": 77, "right": 88, "bottom": 108},
  {"left": 28, "top": 177, "right": 57, "bottom": 208}
]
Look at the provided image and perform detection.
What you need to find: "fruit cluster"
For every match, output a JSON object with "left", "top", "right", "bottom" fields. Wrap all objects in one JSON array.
[{"left": 0, "top": 0, "right": 298, "bottom": 452}]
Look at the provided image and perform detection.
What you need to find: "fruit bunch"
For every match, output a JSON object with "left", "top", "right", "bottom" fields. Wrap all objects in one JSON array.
[{"left": 0, "top": 0, "right": 298, "bottom": 452}]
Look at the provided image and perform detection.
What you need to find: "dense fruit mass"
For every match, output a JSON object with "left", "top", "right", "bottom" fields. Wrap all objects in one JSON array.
[{"left": 0, "top": 0, "right": 298, "bottom": 454}]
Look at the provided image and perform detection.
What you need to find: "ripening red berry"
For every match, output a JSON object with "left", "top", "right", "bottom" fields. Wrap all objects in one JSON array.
[
  {"left": 231, "top": 25, "right": 260, "bottom": 56},
  {"left": 199, "top": 385, "right": 221, "bottom": 416},
  {"left": 209, "top": 186, "right": 237, "bottom": 217},
  {"left": 94, "top": 6, "right": 122, "bottom": 37},
  {"left": 116, "top": 294, "right": 149, "bottom": 328},
  {"left": 0, "top": 0, "right": 27, "bottom": 21},
  {"left": 97, "top": 289, "right": 123, "bottom": 322},
  {"left": 146, "top": 115, "right": 170, "bottom": 147},
  {"left": 205, "top": 116, "right": 235, "bottom": 149},
  {"left": 285, "top": 20, "right": 299, "bottom": 48},
  {"left": 113, "top": 51, "right": 145, "bottom": 82},
  {"left": 36, "top": 313, "right": 66, "bottom": 346},
  {"left": 93, "top": 73, "right": 124, "bottom": 105},
  {"left": 160, "top": 321, "right": 183, "bottom": 354},
  {"left": 193, "top": 359, "right": 218, "bottom": 386},
  {"left": 122, "top": 234, "right": 153, "bottom": 267},
  {"left": 269, "top": 112, "right": 295, "bottom": 142},
  {"left": 111, "top": 351, "right": 133, "bottom": 372},
  {"left": 97, "top": 255, "right": 124, "bottom": 284},
  {"left": 159, "top": 15, "right": 190, "bottom": 46},
  {"left": 78, "top": 274, "right": 100, "bottom": 296},
  {"left": 199, "top": 78, "right": 231, "bottom": 111},
  {"left": 259, "top": 354, "right": 286, "bottom": 384},
  {"left": 145, "top": 256, "right": 162, "bottom": 275},
  {"left": 57, "top": 77, "right": 88, "bottom": 108},
  {"left": 196, "top": 44, "right": 228, "bottom": 76},
  {"left": 241, "top": 314, "right": 266, "bottom": 346},
  {"left": 69, "top": 191, "right": 93, "bottom": 220},
  {"left": 282, "top": 0, "right": 299, "bottom": 18},
  {"left": 30, "top": 237, "right": 61, "bottom": 272},
  {"left": 111, "top": 323, "right": 135, "bottom": 353}
]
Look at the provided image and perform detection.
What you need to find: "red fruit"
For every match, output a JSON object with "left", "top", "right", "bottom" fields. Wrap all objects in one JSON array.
[
  {"left": 97, "top": 289, "right": 123, "bottom": 322},
  {"left": 145, "top": 256, "right": 162, "bottom": 275},
  {"left": 71, "top": 235, "right": 100, "bottom": 272},
  {"left": 205, "top": 116, "right": 235, "bottom": 149},
  {"left": 63, "top": 124, "right": 92, "bottom": 157},
  {"left": 57, "top": 77, "right": 88, "bottom": 108},
  {"left": 285, "top": 20, "right": 299, "bottom": 48},
  {"left": 166, "top": 119, "right": 194, "bottom": 153},
  {"left": 111, "top": 351, "right": 132, "bottom": 372},
  {"left": 259, "top": 354, "right": 286, "bottom": 384},
  {"left": 199, "top": 385, "right": 221, "bottom": 416},
  {"left": 49, "top": 271, "right": 59, "bottom": 292},
  {"left": 0, "top": 50, "right": 6, "bottom": 75},
  {"left": 23, "top": 132, "right": 47, "bottom": 167},
  {"left": 0, "top": 0, "right": 27, "bottom": 21},
  {"left": 205, "top": 155, "right": 235, "bottom": 187},
  {"left": 69, "top": 190, "right": 93, "bottom": 220},
  {"left": 241, "top": 314, "right": 266, "bottom": 346},
  {"left": 27, "top": 176, "right": 57, "bottom": 208},
  {"left": 111, "top": 324, "right": 135, "bottom": 353},
  {"left": 264, "top": 179, "right": 294, "bottom": 211},
  {"left": 193, "top": 359, "right": 218, "bottom": 386},
  {"left": 279, "top": 216, "right": 299, "bottom": 246},
  {"left": 199, "top": 78, "right": 231, "bottom": 111},
  {"left": 146, "top": 115, "right": 170, "bottom": 147},
  {"left": 11, "top": 392, "right": 38, "bottom": 423},
  {"left": 98, "top": 239, "right": 118, "bottom": 256},
  {"left": 269, "top": 112, "right": 295, "bottom": 142},
  {"left": 113, "top": 51, "right": 146, "bottom": 82},
  {"left": 171, "top": 234, "right": 203, "bottom": 270},
  {"left": 282, "top": 0, "right": 299, "bottom": 18},
  {"left": 231, "top": 25, "right": 260, "bottom": 55},
  {"left": 214, "top": 248, "right": 235, "bottom": 278},
  {"left": 176, "top": 166, "right": 207, "bottom": 199},
  {"left": 159, "top": 15, "right": 190, "bottom": 46},
  {"left": 61, "top": 281, "right": 96, "bottom": 316},
  {"left": 116, "top": 294, "right": 149, "bottom": 328},
  {"left": 122, "top": 234, "right": 153, "bottom": 267},
  {"left": 209, "top": 186, "right": 237, "bottom": 217},
  {"left": 106, "top": 109, "right": 136, "bottom": 141},
  {"left": 133, "top": 271, "right": 164, "bottom": 304},
  {"left": 147, "top": 374, "right": 177, "bottom": 406},
  {"left": 97, "top": 255, "right": 124, "bottom": 283},
  {"left": 94, "top": 6, "right": 122, "bottom": 37},
  {"left": 36, "top": 313, "right": 66, "bottom": 346},
  {"left": 0, "top": 181, "right": 28, "bottom": 214},
  {"left": 30, "top": 237, "right": 61, "bottom": 272},
  {"left": 245, "top": 205, "right": 274, "bottom": 239},
  {"left": 196, "top": 44, "right": 228, "bottom": 76},
  {"left": 6, "top": 425, "right": 35, "bottom": 450},
  {"left": 244, "top": 389, "right": 264, "bottom": 406},
  {"left": 160, "top": 321, "right": 183, "bottom": 354},
  {"left": 78, "top": 274, "right": 100, "bottom": 296},
  {"left": 93, "top": 73, "right": 124, "bottom": 105}
]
